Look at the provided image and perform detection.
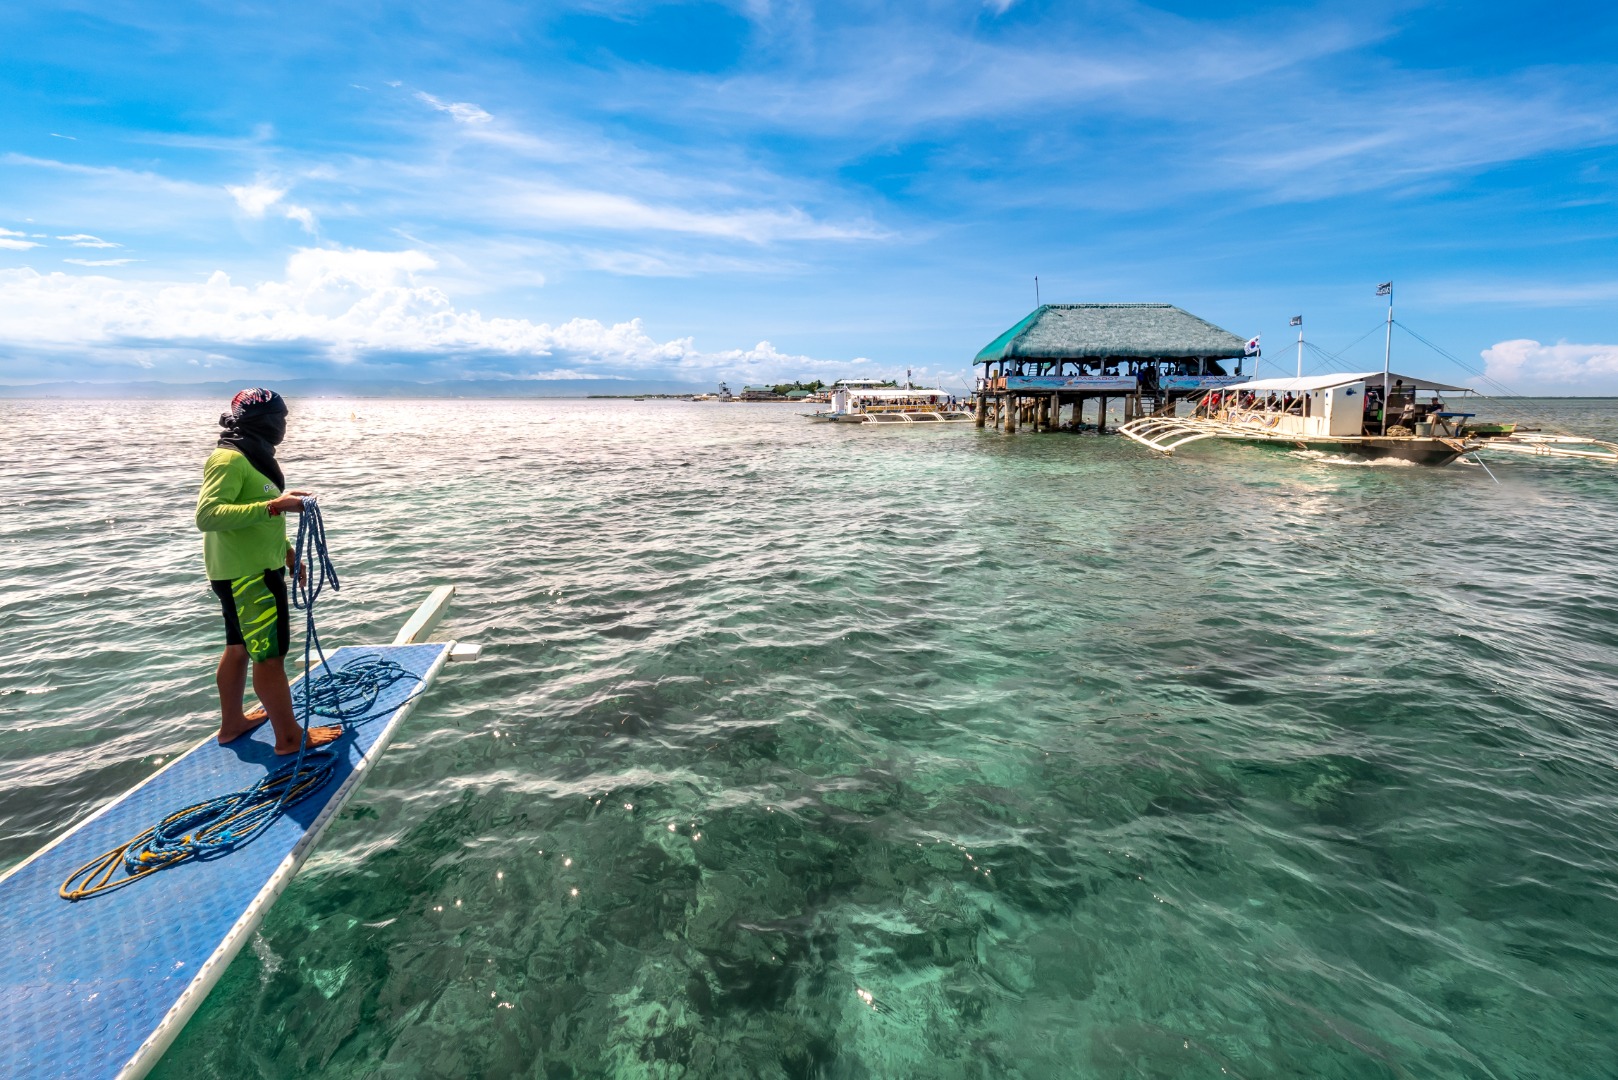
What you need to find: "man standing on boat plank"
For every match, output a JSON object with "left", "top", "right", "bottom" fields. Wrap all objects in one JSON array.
[{"left": 195, "top": 388, "right": 341, "bottom": 754}]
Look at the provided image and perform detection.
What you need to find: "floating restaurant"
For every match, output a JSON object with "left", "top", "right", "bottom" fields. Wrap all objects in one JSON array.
[{"left": 972, "top": 303, "right": 1251, "bottom": 432}]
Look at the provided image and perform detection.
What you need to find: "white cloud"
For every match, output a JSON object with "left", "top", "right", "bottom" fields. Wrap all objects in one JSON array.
[
  {"left": 0, "top": 238, "right": 41, "bottom": 250},
  {"left": 63, "top": 257, "right": 138, "bottom": 266},
  {"left": 500, "top": 185, "right": 884, "bottom": 243},
  {"left": 1482, "top": 339, "right": 1618, "bottom": 388},
  {"left": 226, "top": 181, "right": 317, "bottom": 233},
  {"left": 227, "top": 182, "right": 288, "bottom": 216},
  {"left": 56, "top": 233, "right": 120, "bottom": 248},
  {"left": 0, "top": 248, "right": 838, "bottom": 381},
  {"left": 416, "top": 92, "right": 494, "bottom": 125},
  {"left": 0, "top": 227, "right": 25, "bottom": 237}
]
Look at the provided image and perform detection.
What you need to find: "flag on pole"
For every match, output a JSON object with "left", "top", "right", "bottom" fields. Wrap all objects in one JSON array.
[
  {"left": 1289, "top": 315, "right": 1302, "bottom": 326},
  {"left": 1376, "top": 282, "right": 1392, "bottom": 296},
  {"left": 1244, "top": 335, "right": 1261, "bottom": 356}
]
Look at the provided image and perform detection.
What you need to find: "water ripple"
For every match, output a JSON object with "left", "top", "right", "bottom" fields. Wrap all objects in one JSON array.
[{"left": 3, "top": 397, "right": 1617, "bottom": 1078}]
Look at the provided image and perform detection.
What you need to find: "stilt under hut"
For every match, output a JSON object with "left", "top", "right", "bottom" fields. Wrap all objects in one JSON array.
[{"left": 972, "top": 303, "right": 1251, "bottom": 433}]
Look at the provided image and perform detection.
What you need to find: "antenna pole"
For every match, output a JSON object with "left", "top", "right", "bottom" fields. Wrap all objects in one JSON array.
[
  {"left": 1382, "top": 283, "right": 1393, "bottom": 436},
  {"left": 1035, "top": 276, "right": 1040, "bottom": 307}
]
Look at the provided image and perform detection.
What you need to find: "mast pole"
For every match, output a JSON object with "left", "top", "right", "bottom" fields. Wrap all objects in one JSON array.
[
  {"left": 1381, "top": 282, "right": 1393, "bottom": 436},
  {"left": 1296, "top": 319, "right": 1304, "bottom": 379}
]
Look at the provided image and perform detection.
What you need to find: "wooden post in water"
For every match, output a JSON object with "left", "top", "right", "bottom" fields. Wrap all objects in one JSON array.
[
  {"left": 1097, "top": 396, "right": 1108, "bottom": 432},
  {"left": 974, "top": 394, "right": 986, "bottom": 428},
  {"left": 1005, "top": 394, "right": 1018, "bottom": 433}
]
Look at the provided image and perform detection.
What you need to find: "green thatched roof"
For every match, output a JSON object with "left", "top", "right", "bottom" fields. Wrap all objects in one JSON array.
[{"left": 974, "top": 303, "right": 1247, "bottom": 364}]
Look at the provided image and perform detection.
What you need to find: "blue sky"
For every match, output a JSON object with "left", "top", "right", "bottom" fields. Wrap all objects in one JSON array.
[{"left": 2, "top": 0, "right": 1617, "bottom": 392}]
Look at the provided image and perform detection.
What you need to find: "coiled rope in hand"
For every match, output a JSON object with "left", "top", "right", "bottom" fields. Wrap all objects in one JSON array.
[{"left": 61, "top": 498, "right": 419, "bottom": 900}]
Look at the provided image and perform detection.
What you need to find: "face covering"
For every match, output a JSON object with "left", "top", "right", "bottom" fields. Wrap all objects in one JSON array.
[{"left": 216, "top": 387, "right": 288, "bottom": 492}]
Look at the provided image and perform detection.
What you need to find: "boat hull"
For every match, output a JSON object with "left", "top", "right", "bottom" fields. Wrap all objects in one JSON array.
[
  {"left": 1117, "top": 413, "right": 1478, "bottom": 465},
  {"left": 806, "top": 411, "right": 974, "bottom": 425},
  {"left": 1285, "top": 437, "right": 1471, "bottom": 466}
]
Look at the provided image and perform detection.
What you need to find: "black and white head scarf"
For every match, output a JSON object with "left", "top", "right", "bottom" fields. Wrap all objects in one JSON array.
[{"left": 217, "top": 387, "right": 287, "bottom": 491}]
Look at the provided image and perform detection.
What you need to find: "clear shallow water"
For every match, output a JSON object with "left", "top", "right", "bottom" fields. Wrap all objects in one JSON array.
[{"left": 3, "top": 397, "right": 1617, "bottom": 1079}]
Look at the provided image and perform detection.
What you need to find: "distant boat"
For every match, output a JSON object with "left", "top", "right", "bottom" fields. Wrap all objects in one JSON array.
[{"left": 807, "top": 383, "right": 972, "bottom": 425}]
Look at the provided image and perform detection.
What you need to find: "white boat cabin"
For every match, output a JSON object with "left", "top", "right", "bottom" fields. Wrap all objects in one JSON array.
[
  {"left": 829, "top": 386, "right": 953, "bottom": 413},
  {"left": 1202, "top": 371, "right": 1472, "bottom": 438}
]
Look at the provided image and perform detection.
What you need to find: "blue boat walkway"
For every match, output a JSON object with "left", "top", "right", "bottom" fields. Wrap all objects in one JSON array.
[{"left": 0, "top": 642, "right": 450, "bottom": 1080}]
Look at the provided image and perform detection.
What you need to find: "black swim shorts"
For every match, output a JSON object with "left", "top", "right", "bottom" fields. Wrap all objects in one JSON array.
[{"left": 211, "top": 567, "right": 291, "bottom": 662}]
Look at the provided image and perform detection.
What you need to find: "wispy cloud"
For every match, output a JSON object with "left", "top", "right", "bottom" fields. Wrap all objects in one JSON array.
[
  {"left": 0, "top": 238, "right": 42, "bottom": 250},
  {"left": 603, "top": 8, "right": 1616, "bottom": 212},
  {"left": 498, "top": 185, "right": 884, "bottom": 243},
  {"left": 416, "top": 91, "right": 493, "bottom": 125},
  {"left": 63, "top": 257, "right": 138, "bottom": 266},
  {"left": 57, "top": 233, "right": 120, "bottom": 248},
  {"left": 1431, "top": 280, "right": 1618, "bottom": 307},
  {"left": 637, "top": 10, "right": 1378, "bottom": 135},
  {"left": 5, "top": 1, "right": 1618, "bottom": 389},
  {"left": 1229, "top": 76, "right": 1618, "bottom": 202}
]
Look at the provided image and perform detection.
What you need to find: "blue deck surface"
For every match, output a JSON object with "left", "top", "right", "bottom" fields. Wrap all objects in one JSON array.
[{"left": 0, "top": 643, "right": 449, "bottom": 1080}]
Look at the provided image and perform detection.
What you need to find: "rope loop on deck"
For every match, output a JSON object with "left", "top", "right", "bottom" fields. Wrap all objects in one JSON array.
[{"left": 60, "top": 499, "right": 419, "bottom": 901}]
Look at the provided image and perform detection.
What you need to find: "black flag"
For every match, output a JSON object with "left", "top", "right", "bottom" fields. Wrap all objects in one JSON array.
[
  {"left": 1376, "top": 282, "right": 1392, "bottom": 296},
  {"left": 1289, "top": 315, "right": 1302, "bottom": 326}
]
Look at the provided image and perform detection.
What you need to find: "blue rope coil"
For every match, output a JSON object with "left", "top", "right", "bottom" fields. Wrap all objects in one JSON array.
[{"left": 60, "top": 498, "right": 420, "bottom": 900}]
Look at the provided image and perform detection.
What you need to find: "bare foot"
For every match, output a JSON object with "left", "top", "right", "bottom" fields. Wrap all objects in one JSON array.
[
  {"left": 274, "top": 725, "right": 344, "bottom": 756},
  {"left": 218, "top": 710, "right": 270, "bottom": 745}
]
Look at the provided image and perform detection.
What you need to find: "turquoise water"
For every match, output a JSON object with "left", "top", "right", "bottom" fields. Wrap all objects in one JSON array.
[{"left": 3, "top": 397, "right": 1617, "bottom": 1078}]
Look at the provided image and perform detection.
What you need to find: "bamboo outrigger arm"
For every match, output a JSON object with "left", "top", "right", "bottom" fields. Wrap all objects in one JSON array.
[{"left": 1477, "top": 433, "right": 1618, "bottom": 462}]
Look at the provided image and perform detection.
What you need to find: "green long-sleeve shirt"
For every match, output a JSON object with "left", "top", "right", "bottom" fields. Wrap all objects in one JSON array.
[{"left": 195, "top": 448, "right": 290, "bottom": 581}]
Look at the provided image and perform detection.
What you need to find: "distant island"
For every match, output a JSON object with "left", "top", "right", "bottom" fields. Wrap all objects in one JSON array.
[{"left": 587, "top": 379, "right": 901, "bottom": 402}]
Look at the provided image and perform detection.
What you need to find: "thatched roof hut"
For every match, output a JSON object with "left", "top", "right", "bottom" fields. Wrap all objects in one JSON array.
[{"left": 975, "top": 303, "right": 1247, "bottom": 364}]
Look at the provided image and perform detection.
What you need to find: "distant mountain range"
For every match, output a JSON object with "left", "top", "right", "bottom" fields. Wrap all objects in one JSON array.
[{"left": 0, "top": 378, "right": 714, "bottom": 399}]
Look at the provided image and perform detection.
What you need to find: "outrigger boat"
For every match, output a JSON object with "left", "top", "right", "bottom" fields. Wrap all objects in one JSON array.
[
  {"left": 806, "top": 380, "right": 972, "bottom": 424},
  {"left": 1119, "top": 368, "right": 1618, "bottom": 467},
  {"left": 1119, "top": 371, "right": 1481, "bottom": 465},
  {"left": 1117, "top": 281, "right": 1618, "bottom": 467}
]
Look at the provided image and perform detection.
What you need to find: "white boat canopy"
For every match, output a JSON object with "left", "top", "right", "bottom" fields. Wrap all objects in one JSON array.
[
  {"left": 1230, "top": 371, "right": 1472, "bottom": 394},
  {"left": 842, "top": 387, "right": 951, "bottom": 399}
]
